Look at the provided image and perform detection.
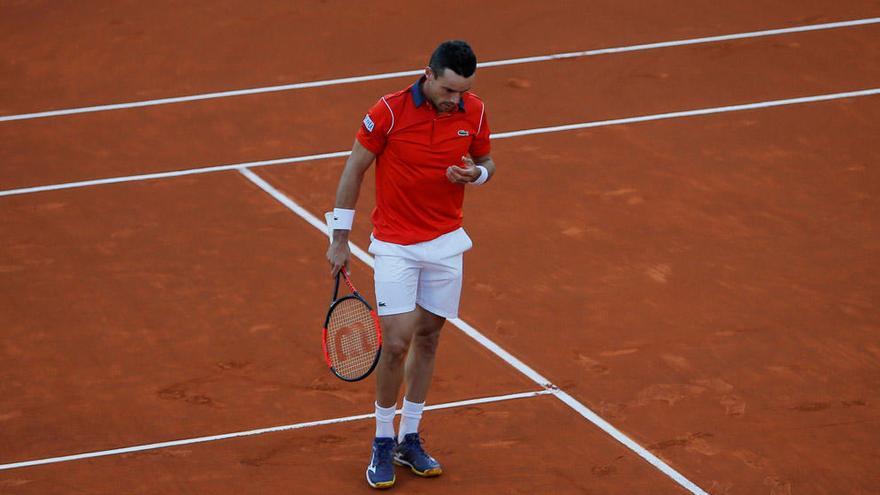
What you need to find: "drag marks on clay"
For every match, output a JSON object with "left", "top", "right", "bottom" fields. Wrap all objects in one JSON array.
[
  {"left": 647, "top": 431, "right": 719, "bottom": 456},
  {"left": 453, "top": 405, "right": 498, "bottom": 419},
  {"left": 0, "top": 478, "right": 32, "bottom": 489},
  {"left": 732, "top": 449, "right": 769, "bottom": 470},
  {"left": 711, "top": 450, "right": 791, "bottom": 495},
  {"left": 718, "top": 395, "right": 747, "bottom": 417},
  {"left": 599, "top": 348, "right": 640, "bottom": 358},
  {"left": 594, "top": 401, "right": 629, "bottom": 421},
  {"left": 472, "top": 283, "right": 506, "bottom": 302},
  {"left": 691, "top": 378, "right": 746, "bottom": 417},
  {"left": 590, "top": 458, "right": 624, "bottom": 477},
  {"left": 155, "top": 360, "right": 343, "bottom": 408},
  {"left": 791, "top": 401, "right": 831, "bottom": 412},
  {"left": 240, "top": 434, "right": 351, "bottom": 468},
  {"left": 576, "top": 368, "right": 750, "bottom": 421},
  {"left": 659, "top": 354, "right": 692, "bottom": 371},
  {"left": 120, "top": 448, "right": 193, "bottom": 461},
  {"left": 156, "top": 361, "right": 252, "bottom": 406},
  {"left": 157, "top": 377, "right": 220, "bottom": 408},
  {"left": 575, "top": 353, "right": 611, "bottom": 375},
  {"left": 763, "top": 476, "right": 793, "bottom": 495},
  {"left": 599, "top": 187, "right": 644, "bottom": 202},
  {"left": 239, "top": 442, "right": 290, "bottom": 467},
  {"left": 505, "top": 77, "right": 532, "bottom": 89},
  {"left": 475, "top": 439, "right": 520, "bottom": 449},
  {"left": 0, "top": 410, "right": 23, "bottom": 422},
  {"left": 645, "top": 264, "right": 673, "bottom": 284},
  {"left": 636, "top": 383, "right": 707, "bottom": 407}
]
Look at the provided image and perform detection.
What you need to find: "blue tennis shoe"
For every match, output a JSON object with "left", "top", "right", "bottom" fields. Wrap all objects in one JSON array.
[
  {"left": 393, "top": 433, "right": 443, "bottom": 477},
  {"left": 366, "top": 437, "right": 396, "bottom": 489}
]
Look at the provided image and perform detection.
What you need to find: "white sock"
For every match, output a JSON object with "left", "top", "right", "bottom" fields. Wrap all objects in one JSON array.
[
  {"left": 398, "top": 398, "right": 425, "bottom": 443},
  {"left": 375, "top": 402, "right": 397, "bottom": 439}
]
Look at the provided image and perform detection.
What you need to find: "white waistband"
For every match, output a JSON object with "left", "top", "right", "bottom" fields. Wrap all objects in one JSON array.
[{"left": 369, "top": 228, "right": 473, "bottom": 260}]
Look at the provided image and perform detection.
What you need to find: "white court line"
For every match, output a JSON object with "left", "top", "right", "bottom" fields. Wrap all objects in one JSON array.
[
  {"left": 0, "top": 390, "right": 551, "bottom": 471},
  {"left": 491, "top": 88, "right": 880, "bottom": 139},
  {"left": 1, "top": 17, "right": 877, "bottom": 122},
  {"left": 2, "top": 87, "right": 878, "bottom": 199},
  {"left": 238, "top": 167, "right": 710, "bottom": 495},
  {"left": 0, "top": 151, "right": 350, "bottom": 198}
]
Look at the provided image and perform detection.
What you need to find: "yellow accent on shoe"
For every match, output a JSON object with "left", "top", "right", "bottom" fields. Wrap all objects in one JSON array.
[
  {"left": 367, "top": 474, "right": 396, "bottom": 489},
  {"left": 412, "top": 466, "right": 442, "bottom": 477},
  {"left": 393, "top": 459, "right": 442, "bottom": 477}
]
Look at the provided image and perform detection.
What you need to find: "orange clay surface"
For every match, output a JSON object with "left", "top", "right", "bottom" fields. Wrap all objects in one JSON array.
[
  {"left": 2, "top": 2, "right": 880, "bottom": 494},
  {"left": 3, "top": 22, "right": 880, "bottom": 191},
  {"left": 1, "top": 395, "right": 695, "bottom": 494},
  {"left": 2, "top": 0, "right": 878, "bottom": 113}
]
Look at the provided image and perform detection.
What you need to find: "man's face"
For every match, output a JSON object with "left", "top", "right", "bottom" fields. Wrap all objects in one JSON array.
[{"left": 423, "top": 67, "right": 474, "bottom": 113}]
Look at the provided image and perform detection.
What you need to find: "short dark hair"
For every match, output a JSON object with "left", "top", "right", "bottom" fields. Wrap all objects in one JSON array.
[{"left": 428, "top": 40, "right": 477, "bottom": 78}]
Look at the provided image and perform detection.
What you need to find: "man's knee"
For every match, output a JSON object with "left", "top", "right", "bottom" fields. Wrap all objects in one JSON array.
[
  {"left": 382, "top": 335, "right": 410, "bottom": 363},
  {"left": 379, "top": 314, "right": 415, "bottom": 363},
  {"left": 412, "top": 332, "right": 440, "bottom": 358},
  {"left": 412, "top": 318, "right": 443, "bottom": 357}
]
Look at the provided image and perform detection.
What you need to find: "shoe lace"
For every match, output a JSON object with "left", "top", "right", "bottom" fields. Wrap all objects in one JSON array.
[
  {"left": 404, "top": 434, "right": 429, "bottom": 457},
  {"left": 375, "top": 439, "right": 395, "bottom": 467}
]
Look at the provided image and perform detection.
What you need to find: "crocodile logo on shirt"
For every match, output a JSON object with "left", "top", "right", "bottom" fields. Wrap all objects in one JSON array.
[{"left": 457, "top": 129, "right": 469, "bottom": 137}]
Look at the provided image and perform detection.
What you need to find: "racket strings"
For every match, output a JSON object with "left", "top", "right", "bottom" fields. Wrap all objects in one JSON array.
[{"left": 326, "top": 298, "right": 380, "bottom": 379}]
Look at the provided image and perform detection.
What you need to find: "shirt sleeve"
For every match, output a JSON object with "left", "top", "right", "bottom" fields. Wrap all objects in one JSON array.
[
  {"left": 469, "top": 102, "right": 491, "bottom": 158},
  {"left": 356, "top": 97, "right": 393, "bottom": 155}
]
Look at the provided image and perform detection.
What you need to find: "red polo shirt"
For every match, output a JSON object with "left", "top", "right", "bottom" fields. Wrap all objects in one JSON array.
[{"left": 356, "top": 77, "right": 491, "bottom": 245}]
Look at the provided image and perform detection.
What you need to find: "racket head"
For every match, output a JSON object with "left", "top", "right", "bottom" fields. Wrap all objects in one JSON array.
[{"left": 322, "top": 294, "right": 382, "bottom": 381}]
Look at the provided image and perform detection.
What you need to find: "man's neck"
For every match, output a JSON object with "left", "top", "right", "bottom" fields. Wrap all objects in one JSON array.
[{"left": 419, "top": 79, "right": 447, "bottom": 114}]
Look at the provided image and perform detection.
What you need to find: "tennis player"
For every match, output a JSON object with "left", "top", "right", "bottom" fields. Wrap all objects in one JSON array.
[{"left": 326, "top": 40, "right": 495, "bottom": 489}]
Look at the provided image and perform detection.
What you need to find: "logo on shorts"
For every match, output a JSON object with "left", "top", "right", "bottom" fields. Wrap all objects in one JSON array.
[
  {"left": 457, "top": 129, "right": 469, "bottom": 137},
  {"left": 378, "top": 302, "right": 386, "bottom": 307},
  {"left": 363, "top": 114, "right": 375, "bottom": 132}
]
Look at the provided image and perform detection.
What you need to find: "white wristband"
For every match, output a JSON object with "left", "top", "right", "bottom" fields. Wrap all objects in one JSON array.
[
  {"left": 471, "top": 165, "right": 489, "bottom": 185},
  {"left": 332, "top": 208, "right": 355, "bottom": 230}
]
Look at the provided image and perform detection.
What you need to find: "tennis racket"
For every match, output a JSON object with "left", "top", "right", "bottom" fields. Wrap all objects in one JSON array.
[{"left": 322, "top": 212, "right": 382, "bottom": 382}]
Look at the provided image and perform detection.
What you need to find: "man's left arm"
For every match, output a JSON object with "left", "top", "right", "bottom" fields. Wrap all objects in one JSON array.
[
  {"left": 472, "top": 154, "right": 495, "bottom": 180},
  {"left": 446, "top": 154, "right": 495, "bottom": 184}
]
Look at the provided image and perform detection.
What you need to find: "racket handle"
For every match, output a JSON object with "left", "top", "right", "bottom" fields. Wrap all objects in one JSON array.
[{"left": 332, "top": 270, "right": 341, "bottom": 301}]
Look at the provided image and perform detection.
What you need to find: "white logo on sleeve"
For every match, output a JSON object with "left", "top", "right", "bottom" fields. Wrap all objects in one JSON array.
[{"left": 363, "top": 114, "right": 375, "bottom": 132}]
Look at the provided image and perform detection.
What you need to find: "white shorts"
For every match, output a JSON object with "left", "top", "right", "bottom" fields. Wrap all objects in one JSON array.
[{"left": 368, "top": 228, "right": 473, "bottom": 319}]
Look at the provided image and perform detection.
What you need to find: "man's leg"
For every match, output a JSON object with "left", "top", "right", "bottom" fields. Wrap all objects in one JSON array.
[
  {"left": 367, "top": 310, "right": 422, "bottom": 490},
  {"left": 397, "top": 306, "right": 444, "bottom": 441},
  {"left": 389, "top": 306, "right": 446, "bottom": 477},
  {"left": 403, "top": 306, "right": 446, "bottom": 403},
  {"left": 374, "top": 308, "right": 431, "bottom": 408},
  {"left": 372, "top": 306, "right": 443, "bottom": 440}
]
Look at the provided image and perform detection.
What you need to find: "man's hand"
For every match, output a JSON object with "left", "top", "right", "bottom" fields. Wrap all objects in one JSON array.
[
  {"left": 446, "top": 155, "right": 483, "bottom": 184},
  {"left": 326, "top": 231, "right": 351, "bottom": 277}
]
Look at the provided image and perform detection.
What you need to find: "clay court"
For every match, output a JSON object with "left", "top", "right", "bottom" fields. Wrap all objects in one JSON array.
[{"left": 2, "top": 2, "right": 879, "bottom": 493}]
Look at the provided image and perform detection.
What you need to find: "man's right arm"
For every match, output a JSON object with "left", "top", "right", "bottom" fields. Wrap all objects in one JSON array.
[{"left": 326, "top": 139, "right": 376, "bottom": 276}]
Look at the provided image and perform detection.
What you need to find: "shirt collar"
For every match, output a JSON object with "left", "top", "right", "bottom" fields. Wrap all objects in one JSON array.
[{"left": 411, "top": 76, "right": 466, "bottom": 112}]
